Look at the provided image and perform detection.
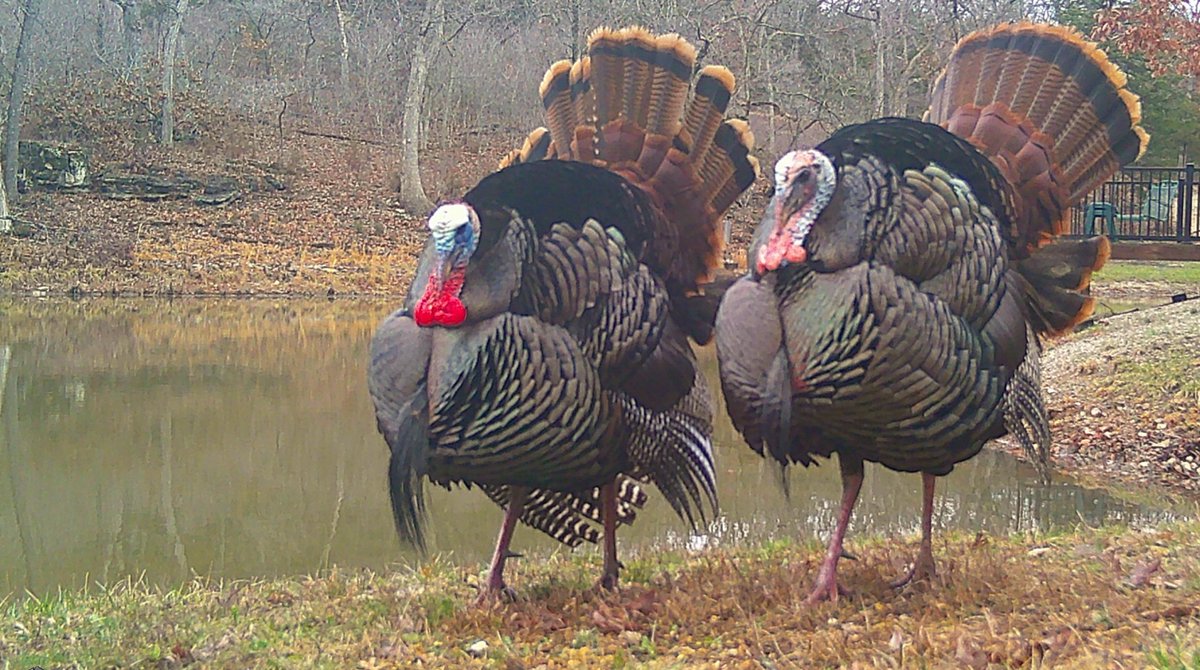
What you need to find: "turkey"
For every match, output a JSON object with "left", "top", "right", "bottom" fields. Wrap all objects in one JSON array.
[
  {"left": 715, "top": 22, "right": 1148, "bottom": 603},
  {"left": 368, "top": 27, "right": 758, "bottom": 602}
]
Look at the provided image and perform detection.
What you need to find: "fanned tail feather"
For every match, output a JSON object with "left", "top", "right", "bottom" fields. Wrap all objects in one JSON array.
[
  {"left": 498, "top": 127, "right": 556, "bottom": 170},
  {"left": 501, "top": 26, "right": 759, "bottom": 290},
  {"left": 480, "top": 476, "right": 648, "bottom": 547},
  {"left": 926, "top": 22, "right": 1148, "bottom": 247},
  {"left": 623, "top": 377, "right": 718, "bottom": 530},
  {"left": 925, "top": 22, "right": 1147, "bottom": 335},
  {"left": 1015, "top": 236, "right": 1110, "bottom": 335}
]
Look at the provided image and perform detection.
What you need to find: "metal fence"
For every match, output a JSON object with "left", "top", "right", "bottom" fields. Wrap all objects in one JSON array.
[{"left": 1067, "top": 163, "right": 1197, "bottom": 242}]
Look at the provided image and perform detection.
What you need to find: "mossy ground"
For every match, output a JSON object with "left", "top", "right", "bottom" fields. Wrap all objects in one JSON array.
[{"left": 2, "top": 521, "right": 1198, "bottom": 669}]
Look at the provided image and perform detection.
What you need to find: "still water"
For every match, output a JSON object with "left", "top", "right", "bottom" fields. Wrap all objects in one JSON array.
[{"left": 0, "top": 298, "right": 1181, "bottom": 597}]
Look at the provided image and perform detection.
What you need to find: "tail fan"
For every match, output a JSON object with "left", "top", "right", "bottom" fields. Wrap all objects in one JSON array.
[
  {"left": 925, "top": 22, "right": 1148, "bottom": 252},
  {"left": 925, "top": 22, "right": 1147, "bottom": 334},
  {"left": 500, "top": 26, "right": 760, "bottom": 290}
]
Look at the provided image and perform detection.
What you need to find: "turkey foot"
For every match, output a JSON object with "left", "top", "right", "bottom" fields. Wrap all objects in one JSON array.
[
  {"left": 596, "top": 481, "right": 621, "bottom": 591},
  {"left": 804, "top": 455, "right": 863, "bottom": 605},
  {"left": 890, "top": 545, "right": 937, "bottom": 588},
  {"left": 474, "top": 582, "right": 519, "bottom": 605},
  {"left": 475, "top": 486, "right": 528, "bottom": 606},
  {"left": 805, "top": 559, "right": 853, "bottom": 603},
  {"left": 891, "top": 473, "right": 938, "bottom": 589}
]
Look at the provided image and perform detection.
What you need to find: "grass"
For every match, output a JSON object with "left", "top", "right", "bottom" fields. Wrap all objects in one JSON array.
[
  {"left": 1093, "top": 260, "right": 1200, "bottom": 286},
  {"left": 2, "top": 521, "right": 1198, "bottom": 669},
  {"left": 1115, "top": 351, "right": 1200, "bottom": 399}
]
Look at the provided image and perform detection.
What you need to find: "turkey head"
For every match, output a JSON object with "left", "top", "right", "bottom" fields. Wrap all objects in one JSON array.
[
  {"left": 413, "top": 202, "right": 479, "bottom": 327},
  {"left": 755, "top": 149, "right": 834, "bottom": 275},
  {"left": 755, "top": 150, "right": 892, "bottom": 276}
]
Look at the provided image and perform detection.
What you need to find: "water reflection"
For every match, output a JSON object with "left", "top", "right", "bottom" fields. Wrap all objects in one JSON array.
[{"left": 0, "top": 298, "right": 1182, "bottom": 597}]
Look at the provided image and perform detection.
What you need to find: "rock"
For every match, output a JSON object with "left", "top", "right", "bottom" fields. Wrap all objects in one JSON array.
[
  {"left": 18, "top": 140, "right": 90, "bottom": 190},
  {"left": 466, "top": 640, "right": 488, "bottom": 657}
]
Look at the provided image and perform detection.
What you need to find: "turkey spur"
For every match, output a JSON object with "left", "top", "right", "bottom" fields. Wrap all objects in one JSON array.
[
  {"left": 369, "top": 27, "right": 758, "bottom": 603},
  {"left": 715, "top": 22, "right": 1148, "bottom": 603}
]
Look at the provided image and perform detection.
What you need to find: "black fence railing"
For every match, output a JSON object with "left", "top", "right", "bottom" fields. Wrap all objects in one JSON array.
[{"left": 1068, "top": 163, "right": 1197, "bottom": 242}]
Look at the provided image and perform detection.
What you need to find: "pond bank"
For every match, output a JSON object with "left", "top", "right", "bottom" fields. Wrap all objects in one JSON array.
[
  {"left": 992, "top": 298, "right": 1200, "bottom": 500},
  {"left": 2, "top": 520, "right": 1197, "bottom": 669}
]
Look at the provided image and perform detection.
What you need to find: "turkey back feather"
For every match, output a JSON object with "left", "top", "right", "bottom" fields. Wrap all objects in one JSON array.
[
  {"left": 500, "top": 27, "right": 760, "bottom": 290},
  {"left": 925, "top": 22, "right": 1148, "bottom": 336}
]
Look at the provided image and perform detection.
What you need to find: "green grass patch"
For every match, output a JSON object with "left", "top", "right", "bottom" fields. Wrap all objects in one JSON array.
[
  {"left": 1114, "top": 351, "right": 1200, "bottom": 398},
  {"left": 1094, "top": 260, "right": 1200, "bottom": 285}
]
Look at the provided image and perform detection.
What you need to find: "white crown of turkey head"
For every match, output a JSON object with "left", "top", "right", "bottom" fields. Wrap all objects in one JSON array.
[{"left": 428, "top": 202, "right": 479, "bottom": 252}]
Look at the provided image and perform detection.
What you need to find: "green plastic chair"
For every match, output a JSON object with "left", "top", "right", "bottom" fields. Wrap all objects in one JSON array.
[{"left": 1083, "top": 181, "right": 1180, "bottom": 239}]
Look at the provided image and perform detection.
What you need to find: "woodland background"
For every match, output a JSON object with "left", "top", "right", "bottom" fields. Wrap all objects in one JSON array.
[{"left": 0, "top": 0, "right": 1197, "bottom": 294}]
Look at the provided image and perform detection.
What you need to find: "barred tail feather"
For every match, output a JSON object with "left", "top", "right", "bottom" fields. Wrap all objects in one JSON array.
[
  {"left": 539, "top": 60, "right": 576, "bottom": 161},
  {"left": 480, "top": 476, "right": 649, "bottom": 547},
  {"left": 498, "top": 127, "right": 555, "bottom": 170},
  {"left": 501, "top": 27, "right": 759, "bottom": 290},
  {"left": 925, "top": 22, "right": 1148, "bottom": 254}
]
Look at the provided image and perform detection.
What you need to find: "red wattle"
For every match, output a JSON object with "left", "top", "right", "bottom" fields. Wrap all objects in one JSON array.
[{"left": 413, "top": 270, "right": 468, "bottom": 327}]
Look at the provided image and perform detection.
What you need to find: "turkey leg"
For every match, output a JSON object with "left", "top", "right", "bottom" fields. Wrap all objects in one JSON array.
[
  {"left": 891, "top": 472, "right": 938, "bottom": 588},
  {"left": 806, "top": 454, "right": 864, "bottom": 604},
  {"left": 598, "top": 480, "right": 620, "bottom": 590},
  {"left": 475, "top": 486, "right": 529, "bottom": 605}
]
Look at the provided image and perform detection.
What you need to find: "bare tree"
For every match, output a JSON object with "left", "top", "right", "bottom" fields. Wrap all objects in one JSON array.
[
  {"left": 109, "top": 0, "right": 145, "bottom": 77},
  {"left": 0, "top": 161, "right": 10, "bottom": 232},
  {"left": 397, "top": 0, "right": 443, "bottom": 213},
  {"left": 159, "top": 0, "right": 191, "bottom": 146},
  {"left": 333, "top": 0, "right": 350, "bottom": 94},
  {"left": 4, "top": 0, "right": 40, "bottom": 211}
]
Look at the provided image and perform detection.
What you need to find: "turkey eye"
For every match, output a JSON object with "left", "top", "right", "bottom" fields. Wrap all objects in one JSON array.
[
  {"left": 455, "top": 226, "right": 471, "bottom": 243},
  {"left": 796, "top": 169, "right": 811, "bottom": 185}
]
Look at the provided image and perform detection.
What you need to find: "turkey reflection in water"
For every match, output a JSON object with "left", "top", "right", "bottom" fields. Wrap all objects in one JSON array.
[{"left": 0, "top": 298, "right": 1181, "bottom": 597}]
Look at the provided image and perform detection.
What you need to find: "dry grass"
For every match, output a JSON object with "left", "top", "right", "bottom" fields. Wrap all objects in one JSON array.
[{"left": 2, "top": 521, "right": 1198, "bottom": 669}]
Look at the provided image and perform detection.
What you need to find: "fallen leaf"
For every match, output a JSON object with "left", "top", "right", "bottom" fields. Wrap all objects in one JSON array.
[{"left": 1128, "top": 557, "right": 1162, "bottom": 588}]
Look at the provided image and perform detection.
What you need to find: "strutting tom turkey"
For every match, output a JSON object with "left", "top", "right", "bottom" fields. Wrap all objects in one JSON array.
[
  {"left": 368, "top": 27, "right": 759, "bottom": 602},
  {"left": 715, "top": 22, "right": 1148, "bottom": 603}
]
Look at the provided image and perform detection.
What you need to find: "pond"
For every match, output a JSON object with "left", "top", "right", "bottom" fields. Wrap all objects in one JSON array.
[{"left": 0, "top": 298, "right": 1182, "bottom": 598}]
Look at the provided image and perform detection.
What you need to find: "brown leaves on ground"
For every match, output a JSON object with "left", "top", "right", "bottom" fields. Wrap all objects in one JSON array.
[
  {"left": 3, "top": 516, "right": 1197, "bottom": 669},
  {"left": 1, "top": 123, "right": 512, "bottom": 297},
  {"left": 359, "top": 525, "right": 1200, "bottom": 669},
  {"left": 994, "top": 299, "right": 1200, "bottom": 498}
]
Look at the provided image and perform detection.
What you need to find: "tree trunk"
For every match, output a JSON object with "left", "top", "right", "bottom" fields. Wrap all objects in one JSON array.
[
  {"left": 3, "top": 0, "right": 39, "bottom": 209},
  {"left": 0, "top": 162, "right": 10, "bottom": 232},
  {"left": 96, "top": 0, "right": 107, "bottom": 61},
  {"left": 159, "top": 0, "right": 189, "bottom": 147},
  {"left": 334, "top": 0, "right": 350, "bottom": 95},
  {"left": 0, "top": 346, "right": 9, "bottom": 417},
  {"left": 396, "top": 0, "right": 443, "bottom": 213},
  {"left": 110, "top": 0, "right": 144, "bottom": 78}
]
